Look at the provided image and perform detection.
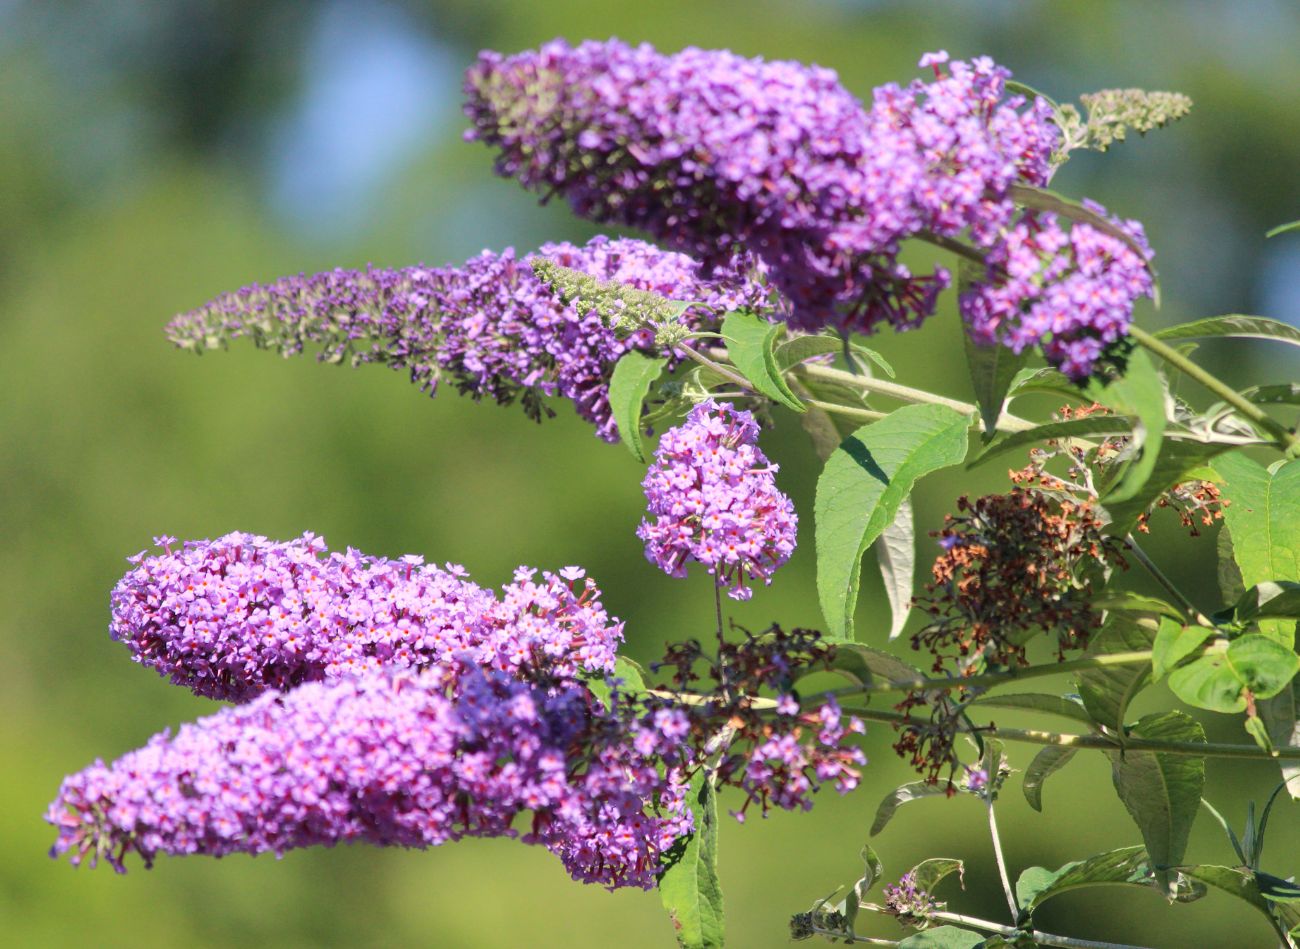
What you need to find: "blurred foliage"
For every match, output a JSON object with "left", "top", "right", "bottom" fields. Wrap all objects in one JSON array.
[{"left": 3, "top": 1, "right": 1298, "bottom": 946}]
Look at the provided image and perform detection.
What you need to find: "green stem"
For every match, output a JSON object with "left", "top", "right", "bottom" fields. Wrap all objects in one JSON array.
[
  {"left": 803, "top": 399, "right": 887, "bottom": 423},
  {"left": 1123, "top": 535, "right": 1215, "bottom": 627},
  {"left": 824, "top": 649, "right": 1158, "bottom": 697},
  {"left": 987, "top": 797, "right": 1020, "bottom": 920},
  {"left": 834, "top": 704, "right": 1300, "bottom": 761},
  {"left": 676, "top": 343, "right": 757, "bottom": 392},
  {"left": 1129, "top": 325, "right": 1300, "bottom": 455}
]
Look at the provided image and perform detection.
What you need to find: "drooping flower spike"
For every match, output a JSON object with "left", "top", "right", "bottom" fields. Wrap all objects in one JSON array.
[
  {"left": 638, "top": 400, "right": 797, "bottom": 600},
  {"left": 47, "top": 665, "right": 692, "bottom": 889},
  {"left": 110, "top": 532, "right": 624, "bottom": 703},
  {"left": 167, "top": 236, "right": 769, "bottom": 442},
  {"left": 466, "top": 41, "right": 1057, "bottom": 334}
]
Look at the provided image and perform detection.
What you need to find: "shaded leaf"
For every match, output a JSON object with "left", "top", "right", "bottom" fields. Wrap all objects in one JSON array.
[
  {"left": 1243, "top": 383, "right": 1300, "bottom": 405},
  {"left": 1084, "top": 350, "right": 1168, "bottom": 504},
  {"left": 1109, "top": 710, "right": 1206, "bottom": 895},
  {"left": 1009, "top": 183, "right": 1155, "bottom": 266},
  {"left": 1022, "top": 746, "right": 1078, "bottom": 812},
  {"left": 1154, "top": 315, "right": 1300, "bottom": 349},
  {"left": 1102, "top": 437, "right": 1235, "bottom": 535},
  {"left": 825, "top": 643, "right": 925, "bottom": 690},
  {"left": 960, "top": 261, "right": 1027, "bottom": 437},
  {"left": 1230, "top": 582, "right": 1300, "bottom": 624},
  {"left": 1077, "top": 614, "right": 1157, "bottom": 732},
  {"left": 871, "top": 781, "right": 951, "bottom": 837},
  {"left": 1268, "top": 220, "right": 1300, "bottom": 239},
  {"left": 658, "top": 776, "right": 725, "bottom": 948},
  {"left": 721, "top": 310, "right": 803, "bottom": 412},
  {"left": 970, "top": 415, "right": 1134, "bottom": 468},
  {"left": 908, "top": 857, "right": 964, "bottom": 896},
  {"left": 609, "top": 351, "right": 668, "bottom": 462},
  {"left": 815, "top": 405, "right": 971, "bottom": 641},
  {"left": 876, "top": 498, "right": 915, "bottom": 640},
  {"left": 970, "top": 692, "right": 1094, "bottom": 726},
  {"left": 898, "top": 926, "right": 984, "bottom": 948},
  {"left": 1008, "top": 366, "right": 1080, "bottom": 401},
  {"left": 1015, "top": 845, "right": 1149, "bottom": 913},
  {"left": 1094, "top": 592, "right": 1186, "bottom": 622}
]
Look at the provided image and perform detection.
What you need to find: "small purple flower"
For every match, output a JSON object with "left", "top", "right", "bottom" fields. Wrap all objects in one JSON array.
[
  {"left": 637, "top": 401, "right": 797, "bottom": 600},
  {"left": 166, "top": 236, "right": 768, "bottom": 442},
  {"left": 110, "top": 532, "right": 625, "bottom": 702},
  {"left": 47, "top": 665, "right": 692, "bottom": 889}
]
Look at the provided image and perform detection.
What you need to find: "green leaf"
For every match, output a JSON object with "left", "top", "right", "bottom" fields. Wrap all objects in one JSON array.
[
  {"left": 857, "top": 843, "right": 885, "bottom": 893},
  {"left": 774, "top": 335, "right": 895, "bottom": 378},
  {"left": 825, "top": 643, "right": 925, "bottom": 690},
  {"left": 908, "top": 857, "right": 964, "bottom": 896},
  {"left": 1216, "top": 454, "right": 1300, "bottom": 648},
  {"left": 721, "top": 310, "right": 803, "bottom": 412},
  {"left": 1267, "top": 220, "right": 1300, "bottom": 239},
  {"left": 1154, "top": 315, "right": 1300, "bottom": 349},
  {"left": 609, "top": 351, "right": 668, "bottom": 462},
  {"left": 1243, "top": 383, "right": 1300, "bottom": 405},
  {"left": 1015, "top": 846, "right": 1150, "bottom": 913},
  {"left": 658, "top": 776, "right": 725, "bottom": 948},
  {"left": 1182, "top": 864, "right": 1299, "bottom": 948},
  {"left": 815, "top": 405, "right": 971, "bottom": 641},
  {"left": 1258, "top": 681, "right": 1300, "bottom": 798},
  {"left": 970, "top": 693, "right": 1094, "bottom": 727},
  {"left": 1077, "top": 614, "right": 1157, "bottom": 731},
  {"left": 1009, "top": 183, "right": 1155, "bottom": 269},
  {"left": 898, "top": 926, "right": 984, "bottom": 949},
  {"left": 790, "top": 378, "right": 854, "bottom": 462},
  {"left": 959, "top": 262, "right": 1027, "bottom": 437},
  {"left": 970, "top": 415, "right": 1134, "bottom": 468},
  {"left": 1108, "top": 710, "right": 1206, "bottom": 895},
  {"left": 1008, "top": 366, "right": 1080, "bottom": 401},
  {"left": 1094, "top": 592, "right": 1187, "bottom": 622},
  {"left": 1163, "top": 634, "right": 1295, "bottom": 712},
  {"left": 1258, "top": 872, "right": 1300, "bottom": 904},
  {"left": 871, "top": 781, "right": 951, "bottom": 837},
  {"left": 584, "top": 655, "right": 649, "bottom": 708},
  {"left": 1152, "top": 621, "right": 1215, "bottom": 682},
  {"left": 876, "top": 499, "right": 915, "bottom": 640},
  {"left": 1084, "top": 350, "right": 1168, "bottom": 504},
  {"left": 1022, "top": 746, "right": 1078, "bottom": 812}
]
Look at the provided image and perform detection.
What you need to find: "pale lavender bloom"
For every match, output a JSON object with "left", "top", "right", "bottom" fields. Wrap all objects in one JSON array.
[
  {"left": 637, "top": 401, "right": 797, "bottom": 600},
  {"left": 110, "top": 532, "right": 624, "bottom": 702},
  {"left": 465, "top": 41, "right": 1057, "bottom": 334},
  {"left": 166, "top": 236, "right": 768, "bottom": 441},
  {"left": 959, "top": 205, "right": 1154, "bottom": 379},
  {"left": 47, "top": 665, "right": 693, "bottom": 889}
]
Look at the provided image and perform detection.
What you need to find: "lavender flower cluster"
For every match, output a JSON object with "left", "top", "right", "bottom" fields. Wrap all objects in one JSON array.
[
  {"left": 465, "top": 41, "right": 1057, "bottom": 335},
  {"left": 638, "top": 401, "right": 797, "bottom": 600},
  {"left": 166, "top": 236, "right": 768, "bottom": 441},
  {"left": 959, "top": 206, "right": 1155, "bottom": 379},
  {"left": 110, "top": 533, "right": 622, "bottom": 702},
  {"left": 47, "top": 664, "right": 692, "bottom": 888}
]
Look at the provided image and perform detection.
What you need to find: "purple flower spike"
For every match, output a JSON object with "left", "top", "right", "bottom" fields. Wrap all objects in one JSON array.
[
  {"left": 465, "top": 40, "right": 1057, "bottom": 334},
  {"left": 110, "top": 532, "right": 625, "bottom": 702},
  {"left": 959, "top": 205, "right": 1154, "bottom": 380},
  {"left": 47, "top": 666, "right": 692, "bottom": 889},
  {"left": 166, "top": 236, "right": 768, "bottom": 442},
  {"left": 638, "top": 401, "right": 797, "bottom": 600}
]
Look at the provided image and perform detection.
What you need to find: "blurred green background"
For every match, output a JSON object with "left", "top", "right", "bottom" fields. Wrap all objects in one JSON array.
[{"left": 4, "top": 1, "right": 1299, "bottom": 946}]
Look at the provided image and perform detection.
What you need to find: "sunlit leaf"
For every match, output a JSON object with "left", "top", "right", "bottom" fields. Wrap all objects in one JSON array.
[
  {"left": 609, "top": 351, "right": 668, "bottom": 462},
  {"left": 876, "top": 499, "right": 915, "bottom": 640},
  {"left": 721, "top": 309, "right": 803, "bottom": 412},
  {"left": 658, "top": 775, "right": 724, "bottom": 948}
]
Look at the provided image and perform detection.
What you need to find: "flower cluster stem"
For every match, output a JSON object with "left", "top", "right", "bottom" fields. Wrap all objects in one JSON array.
[{"left": 986, "top": 798, "right": 1020, "bottom": 921}]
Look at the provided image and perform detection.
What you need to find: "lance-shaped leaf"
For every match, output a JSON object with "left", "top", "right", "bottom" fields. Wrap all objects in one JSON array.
[
  {"left": 825, "top": 643, "right": 925, "bottom": 690},
  {"left": 876, "top": 499, "right": 916, "bottom": 640},
  {"left": 1077, "top": 614, "right": 1157, "bottom": 732},
  {"left": 1109, "top": 710, "right": 1206, "bottom": 896},
  {"left": 1183, "top": 865, "right": 1299, "bottom": 949},
  {"left": 897, "top": 926, "right": 984, "bottom": 948},
  {"left": 871, "top": 781, "right": 952, "bottom": 837},
  {"left": 609, "top": 351, "right": 668, "bottom": 462},
  {"left": 1228, "top": 582, "right": 1300, "bottom": 624},
  {"left": 907, "top": 857, "right": 965, "bottom": 896},
  {"left": 1154, "top": 315, "right": 1300, "bottom": 349},
  {"left": 958, "top": 260, "right": 1027, "bottom": 438},
  {"left": 1268, "top": 220, "right": 1300, "bottom": 239},
  {"left": 775, "top": 335, "right": 895, "bottom": 378},
  {"left": 1015, "top": 845, "right": 1150, "bottom": 914},
  {"left": 1243, "top": 383, "right": 1300, "bottom": 405},
  {"left": 1216, "top": 454, "right": 1300, "bottom": 649},
  {"left": 1009, "top": 183, "right": 1155, "bottom": 267},
  {"left": 970, "top": 415, "right": 1134, "bottom": 468},
  {"left": 815, "top": 405, "right": 971, "bottom": 641},
  {"left": 1101, "top": 437, "right": 1235, "bottom": 535},
  {"left": 970, "top": 692, "right": 1095, "bottom": 726},
  {"left": 1023, "top": 746, "right": 1078, "bottom": 812},
  {"left": 1085, "top": 350, "right": 1168, "bottom": 504},
  {"left": 1008, "top": 365, "right": 1081, "bottom": 401},
  {"left": 721, "top": 310, "right": 803, "bottom": 412},
  {"left": 658, "top": 775, "right": 725, "bottom": 949}
]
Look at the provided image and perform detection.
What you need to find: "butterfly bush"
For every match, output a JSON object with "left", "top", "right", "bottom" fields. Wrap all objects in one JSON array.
[
  {"left": 110, "top": 533, "right": 623, "bottom": 702},
  {"left": 465, "top": 42, "right": 1056, "bottom": 335},
  {"left": 639, "top": 400, "right": 797, "bottom": 600},
  {"left": 47, "top": 664, "right": 692, "bottom": 889},
  {"left": 959, "top": 206, "right": 1155, "bottom": 379},
  {"left": 166, "top": 236, "right": 768, "bottom": 441}
]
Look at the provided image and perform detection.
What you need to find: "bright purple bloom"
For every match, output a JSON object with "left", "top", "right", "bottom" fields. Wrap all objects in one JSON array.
[
  {"left": 638, "top": 401, "right": 797, "bottom": 600},
  {"left": 959, "top": 205, "right": 1154, "bottom": 379},
  {"left": 47, "top": 665, "right": 692, "bottom": 888},
  {"left": 166, "top": 236, "right": 768, "bottom": 442},
  {"left": 110, "top": 533, "right": 624, "bottom": 702},
  {"left": 465, "top": 41, "right": 1056, "bottom": 333}
]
